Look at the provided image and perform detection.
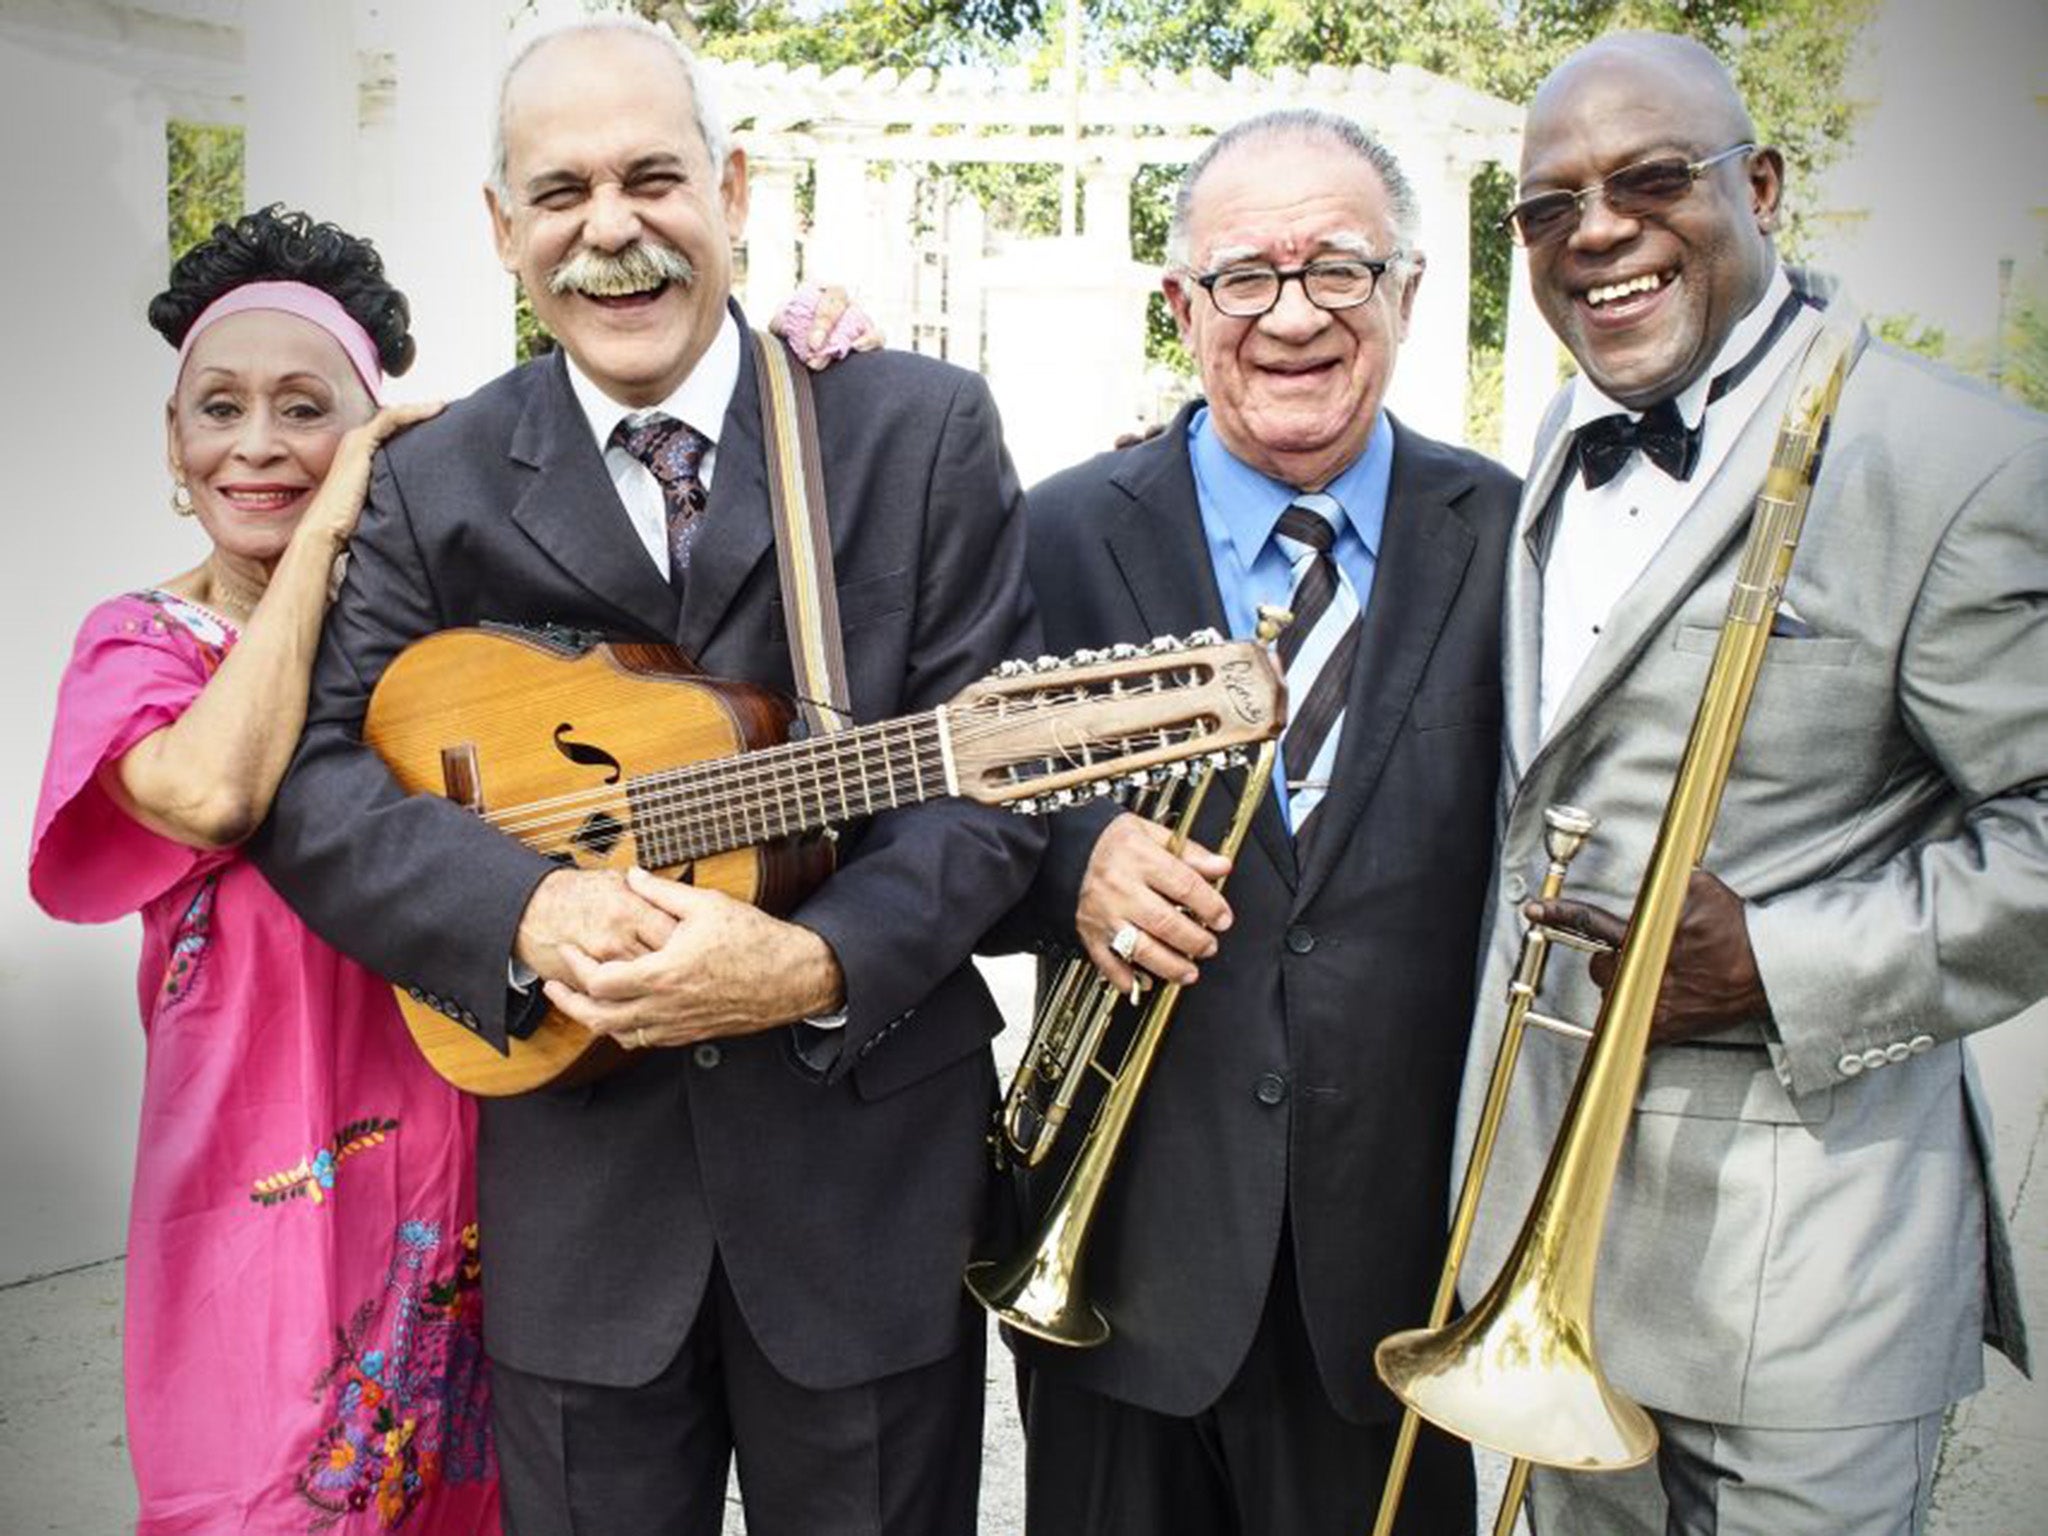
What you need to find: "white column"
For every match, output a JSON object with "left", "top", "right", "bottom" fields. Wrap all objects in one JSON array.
[
  {"left": 870, "top": 164, "right": 920, "bottom": 346},
  {"left": 1386, "top": 143, "right": 1470, "bottom": 446},
  {"left": 0, "top": 35, "right": 176, "bottom": 1281},
  {"left": 1501, "top": 243, "right": 1560, "bottom": 472},
  {"left": 739, "top": 157, "right": 802, "bottom": 319},
  {"left": 1082, "top": 161, "right": 1133, "bottom": 257},
  {"left": 243, "top": 0, "right": 360, "bottom": 229},
  {"left": 809, "top": 135, "right": 875, "bottom": 308},
  {"left": 946, "top": 191, "right": 988, "bottom": 370},
  {"left": 379, "top": 0, "right": 516, "bottom": 402}
]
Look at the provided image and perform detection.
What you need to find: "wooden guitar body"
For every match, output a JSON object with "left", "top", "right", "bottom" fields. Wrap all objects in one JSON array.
[
  {"left": 364, "top": 628, "right": 832, "bottom": 1096},
  {"left": 362, "top": 624, "right": 1284, "bottom": 1095}
]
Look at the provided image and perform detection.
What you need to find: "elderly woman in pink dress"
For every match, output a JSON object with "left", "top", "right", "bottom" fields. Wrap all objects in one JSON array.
[{"left": 29, "top": 206, "right": 499, "bottom": 1535}]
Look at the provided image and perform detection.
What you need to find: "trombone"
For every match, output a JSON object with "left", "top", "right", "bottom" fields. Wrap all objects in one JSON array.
[
  {"left": 966, "top": 606, "right": 1288, "bottom": 1347},
  {"left": 1370, "top": 320, "right": 1856, "bottom": 1536}
]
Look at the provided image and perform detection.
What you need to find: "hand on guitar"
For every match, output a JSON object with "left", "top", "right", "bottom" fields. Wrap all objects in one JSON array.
[
  {"left": 1076, "top": 811, "right": 1234, "bottom": 995},
  {"left": 542, "top": 865, "right": 847, "bottom": 1048},
  {"left": 1525, "top": 869, "right": 1772, "bottom": 1048},
  {"left": 514, "top": 867, "right": 678, "bottom": 981}
]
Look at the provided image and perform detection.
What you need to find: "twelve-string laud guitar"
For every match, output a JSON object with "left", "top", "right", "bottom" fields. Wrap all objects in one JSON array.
[{"left": 363, "top": 626, "right": 1285, "bottom": 1095}]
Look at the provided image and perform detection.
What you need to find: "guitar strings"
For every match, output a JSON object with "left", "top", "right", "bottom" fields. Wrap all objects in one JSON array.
[{"left": 469, "top": 670, "right": 1212, "bottom": 863}]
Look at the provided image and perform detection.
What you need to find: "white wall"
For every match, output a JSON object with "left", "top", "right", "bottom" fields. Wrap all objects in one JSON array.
[{"left": 0, "top": 36, "right": 187, "bottom": 1283}]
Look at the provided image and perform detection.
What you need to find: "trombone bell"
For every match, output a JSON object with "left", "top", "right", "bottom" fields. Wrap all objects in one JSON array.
[{"left": 1374, "top": 1282, "right": 1656, "bottom": 1470}]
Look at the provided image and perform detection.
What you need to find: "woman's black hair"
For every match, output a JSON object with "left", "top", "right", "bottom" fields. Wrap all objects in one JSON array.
[{"left": 147, "top": 204, "right": 415, "bottom": 377}]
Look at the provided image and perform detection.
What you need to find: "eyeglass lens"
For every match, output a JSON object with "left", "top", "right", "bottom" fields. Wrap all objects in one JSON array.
[{"left": 1517, "top": 159, "right": 1697, "bottom": 242}]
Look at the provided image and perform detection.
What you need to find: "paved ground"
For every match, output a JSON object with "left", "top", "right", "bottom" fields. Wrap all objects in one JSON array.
[{"left": 2, "top": 964, "right": 2039, "bottom": 1533}]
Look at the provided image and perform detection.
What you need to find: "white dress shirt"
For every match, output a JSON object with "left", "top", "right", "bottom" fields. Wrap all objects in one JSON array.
[
  {"left": 1540, "top": 266, "right": 1818, "bottom": 735},
  {"left": 561, "top": 311, "right": 742, "bottom": 577}
]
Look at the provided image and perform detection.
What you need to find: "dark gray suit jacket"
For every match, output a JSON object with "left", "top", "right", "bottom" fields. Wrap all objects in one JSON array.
[
  {"left": 255, "top": 318, "right": 1044, "bottom": 1391},
  {"left": 1005, "top": 405, "right": 1518, "bottom": 1421}
]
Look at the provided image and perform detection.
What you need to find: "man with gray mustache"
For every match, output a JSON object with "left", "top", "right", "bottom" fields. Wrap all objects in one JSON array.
[{"left": 255, "top": 14, "right": 1042, "bottom": 1535}]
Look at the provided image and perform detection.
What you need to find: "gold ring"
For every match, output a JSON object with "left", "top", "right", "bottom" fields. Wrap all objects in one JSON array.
[{"left": 633, "top": 1026, "right": 649, "bottom": 1049}]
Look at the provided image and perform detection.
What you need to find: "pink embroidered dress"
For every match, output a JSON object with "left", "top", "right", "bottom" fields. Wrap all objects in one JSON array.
[{"left": 30, "top": 591, "right": 499, "bottom": 1536}]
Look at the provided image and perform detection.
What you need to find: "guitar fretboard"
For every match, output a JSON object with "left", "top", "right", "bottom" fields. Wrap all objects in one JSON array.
[{"left": 626, "top": 711, "right": 950, "bottom": 866}]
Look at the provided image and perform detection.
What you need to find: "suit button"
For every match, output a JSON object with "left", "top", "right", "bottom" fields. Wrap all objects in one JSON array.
[
  {"left": 1254, "top": 1073, "right": 1288, "bottom": 1105},
  {"left": 1504, "top": 874, "right": 1528, "bottom": 902},
  {"left": 693, "top": 1043, "right": 723, "bottom": 1070},
  {"left": 1838, "top": 1053, "right": 1865, "bottom": 1077},
  {"left": 1861, "top": 1047, "right": 1889, "bottom": 1071},
  {"left": 1908, "top": 1033, "right": 1935, "bottom": 1054},
  {"left": 1885, "top": 1042, "right": 1912, "bottom": 1064},
  {"left": 1285, "top": 927, "right": 1316, "bottom": 955}
]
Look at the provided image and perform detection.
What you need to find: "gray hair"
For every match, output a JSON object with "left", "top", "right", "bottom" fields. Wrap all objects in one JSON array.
[
  {"left": 1164, "top": 109, "right": 1421, "bottom": 272},
  {"left": 489, "top": 13, "right": 730, "bottom": 199}
]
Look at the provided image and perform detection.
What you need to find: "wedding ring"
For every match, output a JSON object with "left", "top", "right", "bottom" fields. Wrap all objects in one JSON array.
[
  {"left": 1109, "top": 923, "right": 1142, "bottom": 963},
  {"left": 633, "top": 1026, "right": 650, "bottom": 1049}
]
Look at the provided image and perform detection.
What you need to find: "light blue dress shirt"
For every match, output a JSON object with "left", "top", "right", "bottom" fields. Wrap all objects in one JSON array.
[{"left": 1185, "top": 406, "right": 1393, "bottom": 824}]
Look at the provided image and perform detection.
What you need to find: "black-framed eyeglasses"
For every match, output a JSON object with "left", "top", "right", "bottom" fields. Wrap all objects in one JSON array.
[
  {"left": 1502, "top": 142, "right": 1756, "bottom": 248},
  {"left": 1189, "top": 256, "right": 1398, "bottom": 318}
]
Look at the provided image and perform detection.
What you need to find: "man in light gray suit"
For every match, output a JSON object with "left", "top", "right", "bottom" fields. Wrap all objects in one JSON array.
[{"left": 1454, "top": 31, "right": 2047, "bottom": 1536}]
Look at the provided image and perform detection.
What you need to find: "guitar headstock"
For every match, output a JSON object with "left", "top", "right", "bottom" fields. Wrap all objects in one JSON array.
[{"left": 943, "top": 630, "right": 1287, "bottom": 811}]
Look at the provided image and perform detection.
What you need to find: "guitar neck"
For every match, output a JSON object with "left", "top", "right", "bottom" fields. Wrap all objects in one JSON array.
[{"left": 628, "top": 709, "right": 953, "bottom": 866}]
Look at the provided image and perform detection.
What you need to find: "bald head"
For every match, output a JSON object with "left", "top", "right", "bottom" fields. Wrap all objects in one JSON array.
[{"left": 1528, "top": 32, "right": 1756, "bottom": 172}]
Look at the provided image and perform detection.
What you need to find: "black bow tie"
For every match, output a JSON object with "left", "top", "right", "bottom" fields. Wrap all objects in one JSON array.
[{"left": 1573, "top": 397, "right": 1702, "bottom": 489}]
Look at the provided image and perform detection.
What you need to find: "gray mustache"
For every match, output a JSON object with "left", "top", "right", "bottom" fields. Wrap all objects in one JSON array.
[{"left": 548, "top": 242, "right": 696, "bottom": 298}]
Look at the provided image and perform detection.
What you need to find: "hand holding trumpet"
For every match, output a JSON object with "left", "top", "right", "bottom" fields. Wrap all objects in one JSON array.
[{"left": 1076, "top": 810, "right": 1235, "bottom": 994}]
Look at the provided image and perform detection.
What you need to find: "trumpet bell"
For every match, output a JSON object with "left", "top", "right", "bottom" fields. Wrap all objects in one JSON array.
[
  {"left": 963, "top": 1246, "right": 1110, "bottom": 1348},
  {"left": 1375, "top": 1282, "right": 1656, "bottom": 1471}
]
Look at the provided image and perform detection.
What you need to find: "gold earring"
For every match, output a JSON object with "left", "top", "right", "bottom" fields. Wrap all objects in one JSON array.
[{"left": 172, "top": 481, "right": 194, "bottom": 516}]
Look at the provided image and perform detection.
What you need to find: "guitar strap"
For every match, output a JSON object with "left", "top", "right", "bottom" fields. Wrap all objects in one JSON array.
[{"left": 752, "top": 328, "right": 853, "bottom": 738}]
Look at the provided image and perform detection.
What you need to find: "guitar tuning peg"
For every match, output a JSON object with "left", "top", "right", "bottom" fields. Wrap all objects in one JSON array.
[
  {"left": 1091, "top": 779, "right": 1113, "bottom": 797},
  {"left": 1035, "top": 655, "right": 1061, "bottom": 672},
  {"left": 1109, "top": 641, "right": 1139, "bottom": 660}
]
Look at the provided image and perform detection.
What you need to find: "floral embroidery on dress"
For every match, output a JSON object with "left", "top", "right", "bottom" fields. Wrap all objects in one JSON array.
[
  {"left": 251, "top": 1118, "right": 402, "bottom": 1209},
  {"left": 125, "top": 589, "right": 233, "bottom": 669},
  {"left": 158, "top": 871, "right": 219, "bottom": 1004},
  {"left": 297, "top": 1220, "right": 492, "bottom": 1529}
]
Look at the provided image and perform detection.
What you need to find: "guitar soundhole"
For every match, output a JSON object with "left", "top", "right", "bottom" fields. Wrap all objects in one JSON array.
[
  {"left": 572, "top": 811, "right": 625, "bottom": 859},
  {"left": 553, "top": 724, "right": 622, "bottom": 783}
]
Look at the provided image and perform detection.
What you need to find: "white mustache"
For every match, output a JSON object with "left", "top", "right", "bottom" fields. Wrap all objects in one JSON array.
[{"left": 548, "top": 242, "right": 695, "bottom": 297}]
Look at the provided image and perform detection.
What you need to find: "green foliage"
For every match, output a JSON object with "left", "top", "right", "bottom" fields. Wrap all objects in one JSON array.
[
  {"left": 1872, "top": 312, "right": 1949, "bottom": 363},
  {"left": 167, "top": 121, "right": 244, "bottom": 261},
  {"left": 2000, "top": 285, "right": 2048, "bottom": 414}
]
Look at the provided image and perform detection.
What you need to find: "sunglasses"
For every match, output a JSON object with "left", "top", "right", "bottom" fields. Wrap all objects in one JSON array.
[{"left": 1502, "top": 143, "right": 1757, "bottom": 247}]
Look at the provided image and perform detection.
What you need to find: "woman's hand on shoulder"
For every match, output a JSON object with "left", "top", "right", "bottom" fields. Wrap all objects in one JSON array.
[{"left": 299, "top": 399, "right": 445, "bottom": 553}]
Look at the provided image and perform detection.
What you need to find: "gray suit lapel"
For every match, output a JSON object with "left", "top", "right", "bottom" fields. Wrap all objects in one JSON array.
[
  {"left": 1106, "top": 411, "right": 1296, "bottom": 889},
  {"left": 507, "top": 350, "right": 680, "bottom": 637},
  {"left": 676, "top": 314, "right": 775, "bottom": 662},
  {"left": 1506, "top": 411, "right": 1574, "bottom": 782},
  {"left": 1295, "top": 419, "right": 1477, "bottom": 910}
]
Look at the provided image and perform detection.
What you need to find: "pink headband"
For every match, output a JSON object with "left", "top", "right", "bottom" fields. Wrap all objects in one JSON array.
[{"left": 175, "top": 280, "right": 384, "bottom": 400}]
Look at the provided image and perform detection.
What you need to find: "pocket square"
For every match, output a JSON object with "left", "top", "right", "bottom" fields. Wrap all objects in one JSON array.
[{"left": 1770, "top": 602, "right": 1818, "bottom": 640}]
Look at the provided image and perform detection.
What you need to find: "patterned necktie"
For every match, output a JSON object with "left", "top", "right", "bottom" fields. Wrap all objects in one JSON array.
[
  {"left": 1272, "top": 492, "right": 1362, "bottom": 838},
  {"left": 611, "top": 413, "right": 711, "bottom": 586}
]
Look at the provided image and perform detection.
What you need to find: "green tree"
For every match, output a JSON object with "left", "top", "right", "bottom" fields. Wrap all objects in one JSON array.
[{"left": 167, "top": 121, "right": 245, "bottom": 260}]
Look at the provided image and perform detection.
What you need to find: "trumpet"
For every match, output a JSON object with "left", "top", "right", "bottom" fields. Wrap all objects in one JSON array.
[
  {"left": 1370, "top": 319, "right": 1856, "bottom": 1536},
  {"left": 966, "top": 606, "right": 1289, "bottom": 1347}
]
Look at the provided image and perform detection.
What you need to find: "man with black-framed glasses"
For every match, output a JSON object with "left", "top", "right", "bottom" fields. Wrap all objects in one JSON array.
[
  {"left": 997, "top": 107, "right": 1519, "bottom": 1536},
  {"left": 1452, "top": 30, "right": 2047, "bottom": 1536}
]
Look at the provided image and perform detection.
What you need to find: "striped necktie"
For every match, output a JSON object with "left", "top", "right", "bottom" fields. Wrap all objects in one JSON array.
[
  {"left": 612, "top": 413, "right": 711, "bottom": 588},
  {"left": 1273, "top": 492, "right": 1361, "bottom": 838}
]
